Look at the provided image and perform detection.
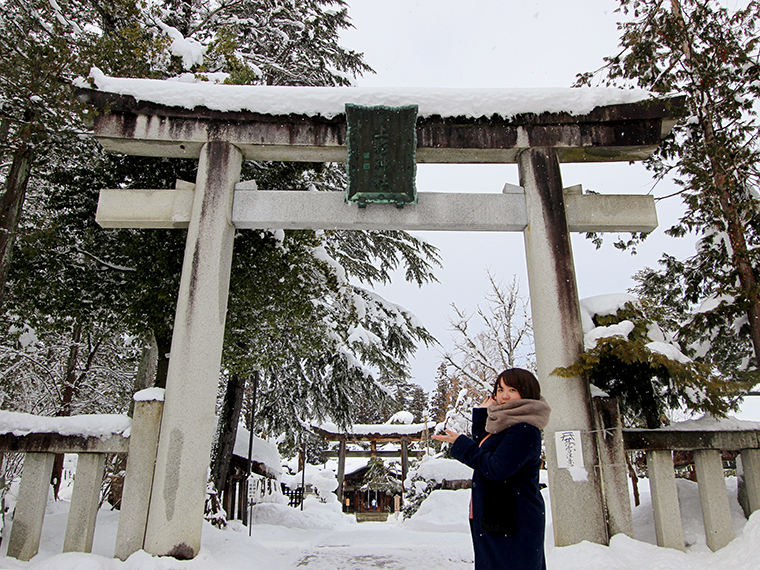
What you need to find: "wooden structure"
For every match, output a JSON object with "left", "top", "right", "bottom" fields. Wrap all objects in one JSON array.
[
  {"left": 340, "top": 463, "right": 398, "bottom": 514},
  {"left": 312, "top": 422, "right": 432, "bottom": 504},
  {"left": 76, "top": 79, "right": 683, "bottom": 556},
  {"left": 220, "top": 446, "right": 279, "bottom": 522}
]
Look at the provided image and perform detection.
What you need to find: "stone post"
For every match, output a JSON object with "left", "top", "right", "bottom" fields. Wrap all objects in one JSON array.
[
  {"left": 518, "top": 148, "right": 608, "bottom": 546},
  {"left": 336, "top": 439, "right": 346, "bottom": 504},
  {"left": 646, "top": 449, "right": 685, "bottom": 551},
  {"left": 63, "top": 453, "right": 106, "bottom": 553},
  {"left": 592, "top": 396, "right": 634, "bottom": 538},
  {"left": 115, "top": 397, "right": 165, "bottom": 560},
  {"left": 738, "top": 448, "right": 760, "bottom": 517},
  {"left": 693, "top": 449, "right": 734, "bottom": 551},
  {"left": 7, "top": 452, "right": 55, "bottom": 560},
  {"left": 143, "top": 141, "right": 242, "bottom": 559}
]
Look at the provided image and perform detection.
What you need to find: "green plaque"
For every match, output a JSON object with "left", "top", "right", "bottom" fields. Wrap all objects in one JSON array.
[{"left": 345, "top": 104, "right": 418, "bottom": 208}]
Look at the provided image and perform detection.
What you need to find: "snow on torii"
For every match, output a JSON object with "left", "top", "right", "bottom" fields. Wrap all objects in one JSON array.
[{"left": 75, "top": 71, "right": 683, "bottom": 560}]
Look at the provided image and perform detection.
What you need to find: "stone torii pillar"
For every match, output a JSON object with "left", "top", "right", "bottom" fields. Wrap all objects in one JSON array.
[
  {"left": 141, "top": 141, "right": 242, "bottom": 558},
  {"left": 77, "top": 83, "right": 682, "bottom": 557}
]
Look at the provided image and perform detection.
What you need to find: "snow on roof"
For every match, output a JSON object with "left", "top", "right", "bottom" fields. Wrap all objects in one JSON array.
[
  {"left": 0, "top": 410, "right": 131, "bottom": 440},
  {"left": 661, "top": 414, "right": 760, "bottom": 431},
  {"left": 316, "top": 421, "right": 436, "bottom": 437},
  {"left": 233, "top": 427, "right": 283, "bottom": 476},
  {"left": 81, "top": 68, "right": 653, "bottom": 120}
]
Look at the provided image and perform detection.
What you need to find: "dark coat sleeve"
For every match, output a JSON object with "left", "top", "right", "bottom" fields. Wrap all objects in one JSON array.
[
  {"left": 471, "top": 407, "right": 488, "bottom": 442},
  {"left": 450, "top": 422, "right": 538, "bottom": 482}
]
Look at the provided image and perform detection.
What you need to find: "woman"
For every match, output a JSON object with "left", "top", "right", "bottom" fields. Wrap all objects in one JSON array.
[{"left": 433, "top": 368, "right": 551, "bottom": 570}]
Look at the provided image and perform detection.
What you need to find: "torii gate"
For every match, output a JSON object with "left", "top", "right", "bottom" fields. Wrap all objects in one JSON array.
[
  {"left": 77, "top": 80, "right": 681, "bottom": 559},
  {"left": 312, "top": 421, "right": 436, "bottom": 503}
]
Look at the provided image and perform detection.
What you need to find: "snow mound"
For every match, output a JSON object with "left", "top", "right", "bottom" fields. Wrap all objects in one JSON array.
[
  {"left": 133, "top": 387, "right": 165, "bottom": 402},
  {"left": 248, "top": 499, "right": 352, "bottom": 531},
  {"left": 645, "top": 340, "right": 691, "bottom": 363},
  {"left": 662, "top": 413, "right": 760, "bottom": 431},
  {"left": 232, "top": 428, "right": 282, "bottom": 476},
  {"left": 405, "top": 489, "right": 470, "bottom": 533},
  {"left": 584, "top": 320, "right": 635, "bottom": 349},
  {"left": 410, "top": 456, "right": 473, "bottom": 484},
  {"left": 387, "top": 410, "right": 414, "bottom": 425},
  {"left": 310, "top": 469, "right": 338, "bottom": 503}
]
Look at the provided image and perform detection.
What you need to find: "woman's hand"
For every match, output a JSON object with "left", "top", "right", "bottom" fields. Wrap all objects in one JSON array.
[
  {"left": 479, "top": 395, "right": 496, "bottom": 408},
  {"left": 432, "top": 429, "right": 461, "bottom": 444}
]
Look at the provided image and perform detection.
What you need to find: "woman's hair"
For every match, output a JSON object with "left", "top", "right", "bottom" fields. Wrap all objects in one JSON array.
[{"left": 492, "top": 368, "right": 541, "bottom": 401}]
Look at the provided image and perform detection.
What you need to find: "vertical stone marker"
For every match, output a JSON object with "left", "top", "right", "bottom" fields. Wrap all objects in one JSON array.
[
  {"left": 142, "top": 141, "right": 242, "bottom": 558},
  {"left": 519, "top": 148, "right": 608, "bottom": 546}
]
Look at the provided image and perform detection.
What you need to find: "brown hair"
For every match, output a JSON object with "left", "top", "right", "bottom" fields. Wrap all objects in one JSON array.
[{"left": 492, "top": 368, "right": 541, "bottom": 401}]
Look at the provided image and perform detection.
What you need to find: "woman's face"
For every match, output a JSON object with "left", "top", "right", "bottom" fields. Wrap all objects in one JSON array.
[{"left": 495, "top": 379, "right": 522, "bottom": 405}]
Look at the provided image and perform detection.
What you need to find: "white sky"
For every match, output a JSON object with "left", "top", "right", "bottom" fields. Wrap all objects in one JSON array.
[{"left": 338, "top": 1, "right": 760, "bottom": 421}]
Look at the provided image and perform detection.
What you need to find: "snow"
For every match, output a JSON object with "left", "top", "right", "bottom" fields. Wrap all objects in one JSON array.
[
  {"left": 79, "top": 68, "right": 654, "bottom": 120},
  {"left": 154, "top": 21, "right": 206, "bottom": 70},
  {"left": 3, "top": 472, "right": 760, "bottom": 569},
  {"left": 232, "top": 428, "right": 283, "bottom": 476},
  {"left": 132, "top": 388, "right": 165, "bottom": 402},
  {"left": 580, "top": 293, "right": 639, "bottom": 333},
  {"left": 645, "top": 340, "right": 692, "bottom": 363},
  {"left": 657, "top": 413, "right": 760, "bottom": 432},
  {"left": 407, "top": 455, "right": 472, "bottom": 484},
  {"left": 316, "top": 421, "right": 436, "bottom": 436},
  {"left": 386, "top": 411, "right": 414, "bottom": 425},
  {"left": 584, "top": 319, "right": 635, "bottom": 350},
  {"left": 0, "top": 411, "right": 130, "bottom": 440},
  {"left": 309, "top": 470, "right": 339, "bottom": 504}
]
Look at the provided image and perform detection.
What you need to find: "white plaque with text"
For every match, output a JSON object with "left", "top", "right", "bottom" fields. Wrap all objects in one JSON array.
[{"left": 555, "top": 430, "right": 583, "bottom": 469}]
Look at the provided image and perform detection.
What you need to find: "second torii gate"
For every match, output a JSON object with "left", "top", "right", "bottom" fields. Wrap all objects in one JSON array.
[
  {"left": 312, "top": 421, "right": 436, "bottom": 503},
  {"left": 77, "top": 79, "right": 682, "bottom": 559}
]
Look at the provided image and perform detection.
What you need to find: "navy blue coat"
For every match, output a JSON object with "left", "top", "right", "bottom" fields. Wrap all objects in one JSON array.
[{"left": 450, "top": 408, "right": 546, "bottom": 570}]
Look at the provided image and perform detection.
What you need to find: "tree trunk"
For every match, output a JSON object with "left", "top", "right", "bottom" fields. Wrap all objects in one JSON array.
[
  {"left": 209, "top": 372, "right": 247, "bottom": 493},
  {"left": 0, "top": 146, "right": 32, "bottom": 307},
  {"left": 154, "top": 334, "right": 172, "bottom": 389},
  {"left": 128, "top": 332, "right": 159, "bottom": 417},
  {"left": 51, "top": 323, "right": 82, "bottom": 499}
]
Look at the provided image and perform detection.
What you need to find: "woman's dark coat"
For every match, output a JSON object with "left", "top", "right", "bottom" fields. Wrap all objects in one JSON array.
[{"left": 450, "top": 407, "right": 546, "bottom": 570}]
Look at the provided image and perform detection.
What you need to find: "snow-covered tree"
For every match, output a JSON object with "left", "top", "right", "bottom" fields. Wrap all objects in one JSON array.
[
  {"left": 361, "top": 457, "right": 401, "bottom": 496},
  {"left": 553, "top": 294, "right": 742, "bottom": 428},
  {"left": 2, "top": 1, "right": 440, "bottom": 458},
  {"left": 576, "top": 0, "right": 760, "bottom": 385}
]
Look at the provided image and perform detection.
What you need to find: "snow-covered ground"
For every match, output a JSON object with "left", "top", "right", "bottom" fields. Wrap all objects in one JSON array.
[{"left": 1, "top": 472, "right": 759, "bottom": 570}]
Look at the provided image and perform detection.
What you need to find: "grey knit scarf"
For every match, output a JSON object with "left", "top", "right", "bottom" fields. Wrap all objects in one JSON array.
[{"left": 485, "top": 397, "right": 551, "bottom": 434}]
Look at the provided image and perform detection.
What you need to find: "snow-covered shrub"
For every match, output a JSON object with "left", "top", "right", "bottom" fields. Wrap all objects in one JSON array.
[
  {"left": 387, "top": 410, "right": 414, "bottom": 424},
  {"left": 204, "top": 480, "right": 227, "bottom": 529},
  {"left": 310, "top": 468, "right": 338, "bottom": 503},
  {"left": 402, "top": 455, "right": 472, "bottom": 518}
]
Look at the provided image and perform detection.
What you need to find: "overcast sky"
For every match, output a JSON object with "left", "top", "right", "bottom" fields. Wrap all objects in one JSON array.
[{"left": 336, "top": 1, "right": 760, "bottom": 420}]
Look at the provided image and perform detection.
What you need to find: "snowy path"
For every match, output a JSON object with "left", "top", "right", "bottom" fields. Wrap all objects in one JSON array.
[
  {"left": 3, "top": 482, "right": 760, "bottom": 569},
  {"left": 270, "top": 523, "right": 473, "bottom": 569}
]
